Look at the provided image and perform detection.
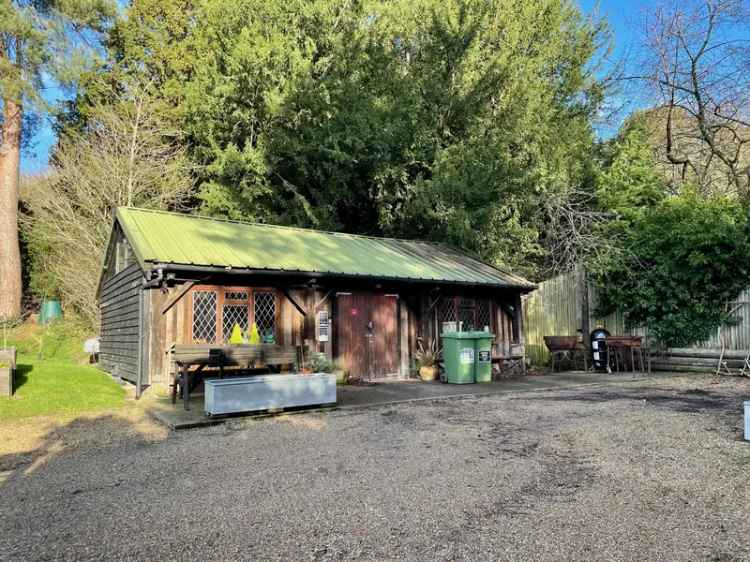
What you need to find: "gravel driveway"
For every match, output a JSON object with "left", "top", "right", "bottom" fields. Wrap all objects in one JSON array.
[{"left": 1, "top": 375, "right": 749, "bottom": 561}]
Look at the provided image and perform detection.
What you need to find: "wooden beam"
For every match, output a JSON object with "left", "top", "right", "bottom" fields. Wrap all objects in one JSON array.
[
  {"left": 314, "top": 289, "right": 333, "bottom": 312},
  {"left": 302, "top": 286, "right": 317, "bottom": 347},
  {"left": 161, "top": 280, "right": 200, "bottom": 315},
  {"left": 426, "top": 296, "right": 441, "bottom": 314},
  {"left": 281, "top": 288, "right": 307, "bottom": 316}
]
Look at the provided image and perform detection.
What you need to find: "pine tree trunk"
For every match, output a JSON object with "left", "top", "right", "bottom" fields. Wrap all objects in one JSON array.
[{"left": 0, "top": 98, "right": 23, "bottom": 320}]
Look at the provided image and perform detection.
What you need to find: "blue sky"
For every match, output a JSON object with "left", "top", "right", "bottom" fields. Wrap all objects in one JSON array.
[{"left": 20, "top": 0, "right": 649, "bottom": 174}]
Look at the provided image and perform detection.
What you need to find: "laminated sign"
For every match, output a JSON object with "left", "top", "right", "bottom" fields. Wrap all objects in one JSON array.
[
  {"left": 478, "top": 350, "right": 491, "bottom": 363},
  {"left": 460, "top": 348, "right": 475, "bottom": 364}
]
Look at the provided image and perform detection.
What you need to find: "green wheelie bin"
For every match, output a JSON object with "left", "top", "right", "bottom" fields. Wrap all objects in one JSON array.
[
  {"left": 441, "top": 332, "right": 476, "bottom": 384},
  {"left": 473, "top": 331, "right": 495, "bottom": 383}
]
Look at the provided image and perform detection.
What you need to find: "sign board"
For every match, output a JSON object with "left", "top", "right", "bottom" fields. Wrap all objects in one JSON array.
[
  {"left": 478, "top": 350, "right": 491, "bottom": 363},
  {"left": 460, "top": 348, "right": 475, "bottom": 364},
  {"left": 317, "top": 311, "right": 329, "bottom": 342}
]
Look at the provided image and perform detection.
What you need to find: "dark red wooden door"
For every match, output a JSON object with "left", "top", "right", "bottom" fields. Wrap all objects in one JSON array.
[{"left": 336, "top": 293, "right": 398, "bottom": 379}]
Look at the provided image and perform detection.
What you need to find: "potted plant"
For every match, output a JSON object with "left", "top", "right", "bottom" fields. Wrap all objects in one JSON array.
[
  {"left": 332, "top": 361, "right": 349, "bottom": 385},
  {"left": 310, "top": 353, "right": 333, "bottom": 374},
  {"left": 415, "top": 338, "right": 439, "bottom": 382}
]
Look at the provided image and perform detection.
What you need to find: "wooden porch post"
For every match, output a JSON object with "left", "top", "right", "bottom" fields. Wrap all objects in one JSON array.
[
  {"left": 514, "top": 293, "right": 524, "bottom": 346},
  {"left": 514, "top": 293, "right": 526, "bottom": 374},
  {"left": 580, "top": 269, "right": 590, "bottom": 348},
  {"left": 399, "top": 299, "right": 409, "bottom": 378},
  {"left": 303, "top": 285, "right": 316, "bottom": 352}
]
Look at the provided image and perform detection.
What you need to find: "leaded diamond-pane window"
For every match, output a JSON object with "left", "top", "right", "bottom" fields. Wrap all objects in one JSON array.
[
  {"left": 459, "top": 306, "right": 475, "bottom": 331},
  {"left": 254, "top": 291, "right": 276, "bottom": 338},
  {"left": 438, "top": 297, "right": 457, "bottom": 324},
  {"left": 225, "top": 291, "right": 248, "bottom": 301},
  {"left": 476, "top": 299, "right": 492, "bottom": 331},
  {"left": 192, "top": 291, "right": 217, "bottom": 343},
  {"left": 222, "top": 304, "right": 249, "bottom": 342}
]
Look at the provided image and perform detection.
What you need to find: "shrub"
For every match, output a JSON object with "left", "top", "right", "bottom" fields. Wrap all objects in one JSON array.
[{"left": 593, "top": 191, "right": 750, "bottom": 347}]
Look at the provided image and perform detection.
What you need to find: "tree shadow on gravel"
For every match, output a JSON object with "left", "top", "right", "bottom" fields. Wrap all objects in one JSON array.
[
  {"left": 525, "top": 387, "right": 740, "bottom": 414},
  {"left": 0, "top": 413, "right": 168, "bottom": 489}
]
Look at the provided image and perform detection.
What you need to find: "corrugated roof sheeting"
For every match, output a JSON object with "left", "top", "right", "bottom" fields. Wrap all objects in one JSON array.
[{"left": 116, "top": 207, "right": 535, "bottom": 289}]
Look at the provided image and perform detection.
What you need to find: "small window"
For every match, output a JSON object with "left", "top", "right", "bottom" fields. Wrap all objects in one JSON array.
[
  {"left": 225, "top": 290, "right": 248, "bottom": 302},
  {"left": 438, "top": 296, "right": 493, "bottom": 334},
  {"left": 190, "top": 287, "right": 277, "bottom": 343},
  {"left": 254, "top": 291, "right": 276, "bottom": 339},
  {"left": 317, "top": 310, "right": 329, "bottom": 342},
  {"left": 192, "top": 291, "right": 217, "bottom": 343}
]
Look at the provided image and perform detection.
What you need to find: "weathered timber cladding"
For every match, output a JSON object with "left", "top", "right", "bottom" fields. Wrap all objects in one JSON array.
[
  {"left": 135, "top": 275, "right": 526, "bottom": 386},
  {"left": 100, "top": 263, "right": 144, "bottom": 383}
]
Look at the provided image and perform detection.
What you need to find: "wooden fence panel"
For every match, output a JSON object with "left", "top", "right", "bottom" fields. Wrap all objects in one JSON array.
[{"left": 523, "top": 268, "right": 746, "bottom": 367}]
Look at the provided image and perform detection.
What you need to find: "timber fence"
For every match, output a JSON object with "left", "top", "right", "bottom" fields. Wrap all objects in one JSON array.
[{"left": 522, "top": 268, "right": 750, "bottom": 371}]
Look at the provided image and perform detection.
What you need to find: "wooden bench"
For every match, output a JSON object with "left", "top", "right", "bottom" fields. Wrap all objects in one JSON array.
[{"left": 167, "top": 344, "right": 301, "bottom": 410}]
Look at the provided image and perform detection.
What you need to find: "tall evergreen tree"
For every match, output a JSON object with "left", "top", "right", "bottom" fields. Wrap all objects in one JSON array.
[
  {"left": 68, "top": 0, "right": 609, "bottom": 278},
  {"left": 0, "top": 0, "right": 114, "bottom": 319}
]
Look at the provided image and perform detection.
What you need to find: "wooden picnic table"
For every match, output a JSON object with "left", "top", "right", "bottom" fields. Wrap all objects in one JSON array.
[{"left": 168, "top": 344, "right": 300, "bottom": 410}]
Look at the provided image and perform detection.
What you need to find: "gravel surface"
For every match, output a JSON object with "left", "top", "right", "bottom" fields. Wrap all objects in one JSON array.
[{"left": 1, "top": 375, "right": 749, "bottom": 561}]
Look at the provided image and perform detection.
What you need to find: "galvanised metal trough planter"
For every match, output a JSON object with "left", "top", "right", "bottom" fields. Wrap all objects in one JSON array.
[{"left": 204, "top": 373, "right": 336, "bottom": 416}]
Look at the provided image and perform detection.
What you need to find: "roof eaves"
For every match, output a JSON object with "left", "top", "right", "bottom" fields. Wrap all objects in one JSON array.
[{"left": 147, "top": 260, "right": 534, "bottom": 290}]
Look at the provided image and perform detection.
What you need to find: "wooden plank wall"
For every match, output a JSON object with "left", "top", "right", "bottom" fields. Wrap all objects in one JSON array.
[
  {"left": 423, "top": 294, "right": 519, "bottom": 359},
  {"left": 148, "top": 283, "right": 308, "bottom": 385},
  {"left": 99, "top": 263, "right": 144, "bottom": 383},
  {"left": 144, "top": 282, "right": 523, "bottom": 382}
]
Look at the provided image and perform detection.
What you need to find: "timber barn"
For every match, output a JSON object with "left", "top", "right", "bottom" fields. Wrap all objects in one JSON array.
[{"left": 97, "top": 207, "right": 535, "bottom": 395}]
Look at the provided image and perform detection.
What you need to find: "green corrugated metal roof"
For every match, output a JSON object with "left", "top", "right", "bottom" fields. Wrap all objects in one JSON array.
[{"left": 115, "top": 207, "right": 535, "bottom": 289}]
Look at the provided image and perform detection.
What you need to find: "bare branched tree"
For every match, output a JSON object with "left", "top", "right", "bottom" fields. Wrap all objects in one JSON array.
[
  {"left": 22, "top": 81, "right": 194, "bottom": 324},
  {"left": 632, "top": 0, "right": 750, "bottom": 196},
  {"left": 540, "top": 188, "right": 622, "bottom": 276}
]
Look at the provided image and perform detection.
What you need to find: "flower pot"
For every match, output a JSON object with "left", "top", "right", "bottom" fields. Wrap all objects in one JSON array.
[{"left": 419, "top": 365, "right": 437, "bottom": 382}]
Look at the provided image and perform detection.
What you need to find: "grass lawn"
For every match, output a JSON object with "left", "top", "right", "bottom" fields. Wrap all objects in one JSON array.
[{"left": 0, "top": 319, "right": 126, "bottom": 420}]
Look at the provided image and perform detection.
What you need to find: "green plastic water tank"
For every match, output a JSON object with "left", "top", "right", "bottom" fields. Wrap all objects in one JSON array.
[
  {"left": 39, "top": 300, "right": 63, "bottom": 325},
  {"left": 441, "top": 332, "right": 476, "bottom": 384}
]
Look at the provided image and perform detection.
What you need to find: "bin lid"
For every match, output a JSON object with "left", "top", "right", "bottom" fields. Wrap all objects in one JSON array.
[
  {"left": 441, "top": 331, "right": 495, "bottom": 339},
  {"left": 441, "top": 331, "right": 478, "bottom": 339}
]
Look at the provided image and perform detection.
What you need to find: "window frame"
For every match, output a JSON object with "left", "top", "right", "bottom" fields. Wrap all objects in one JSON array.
[
  {"left": 436, "top": 295, "right": 495, "bottom": 334},
  {"left": 187, "top": 285, "right": 281, "bottom": 344}
]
